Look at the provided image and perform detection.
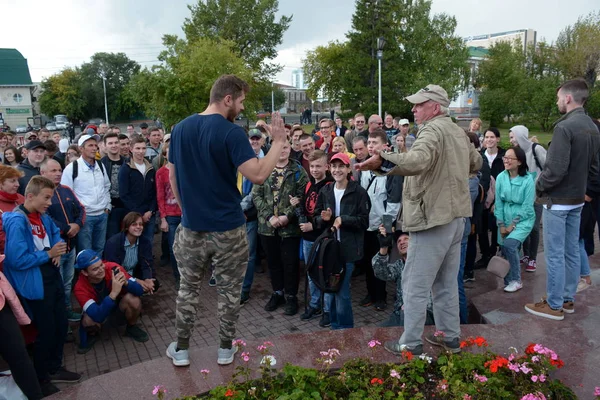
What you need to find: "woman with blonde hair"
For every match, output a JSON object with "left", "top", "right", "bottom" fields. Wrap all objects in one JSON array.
[{"left": 331, "top": 136, "right": 355, "bottom": 159}]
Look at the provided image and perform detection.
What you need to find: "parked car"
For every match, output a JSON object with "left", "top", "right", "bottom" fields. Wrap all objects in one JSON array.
[
  {"left": 46, "top": 122, "right": 58, "bottom": 131},
  {"left": 15, "top": 125, "right": 28, "bottom": 133},
  {"left": 54, "top": 115, "right": 69, "bottom": 130},
  {"left": 87, "top": 118, "right": 103, "bottom": 126},
  {"left": 31, "top": 124, "right": 41, "bottom": 131}
]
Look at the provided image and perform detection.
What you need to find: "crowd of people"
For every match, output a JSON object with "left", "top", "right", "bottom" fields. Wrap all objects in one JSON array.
[{"left": 0, "top": 75, "right": 599, "bottom": 398}]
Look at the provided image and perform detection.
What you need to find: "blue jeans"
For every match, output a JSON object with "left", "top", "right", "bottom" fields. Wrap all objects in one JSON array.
[
  {"left": 329, "top": 262, "right": 354, "bottom": 330},
  {"left": 458, "top": 217, "right": 470, "bottom": 324},
  {"left": 242, "top": 220, "right": 258, "bottom": 292},
  {"left": 166, "top": 216, "right": 181, "bottom": 280},
  {"left": 106, "top": 207, "right": 127, "bottom": 239},
  {"left": 501, "top": 238, "right": 522, "bottom": 286},
  {"left": 58, "top": 249, "right": 76, "bottom": 311},
  {"left": 543, "top": 207, "right": 582, "bottom": 309},
  {"left": 579, "top": 239, "right": 591, "bottom": 277},
  {"left": 302, "top": 240, "right": 331, "bottom": 312},
  {"left": 142, "top": 214, "right": 156, "bottom": 244},
  {"left": 78, "top": 213, "right": 108, "bottom": 256}
]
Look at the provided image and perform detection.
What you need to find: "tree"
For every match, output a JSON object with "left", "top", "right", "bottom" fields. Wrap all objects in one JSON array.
[
  {"left": 260, "top": 88, "right": 286, "bottom": 112},
  {"left": 79, "top": 52, "right": 141, "bottom": 121},
  {"left": 39, "top": 68, "right": 86, "bottom": 120},
  {"left": 183, "top": 0, "right": 291, "bottom": 75},
  {"left": 303, "top": 0, "right": 469, "bottom": 117},
  {"left": 556, "top": 11, "right": 600, "bottom": 89},
  {"left": 127, "top": 36, "right": 255, "bottom": 128}
]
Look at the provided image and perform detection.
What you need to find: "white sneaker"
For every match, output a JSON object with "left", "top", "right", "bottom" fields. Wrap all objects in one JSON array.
[
  {"left": 166, "top": 342, "right": 190, "bottom": 366},
  {"left": 576, "top": 278, "right": 591, "bottom": 293},
  {"left": 217, "top": 345, "right": 239, "bottom": 365},
  {"left": 504, "top": 281, "right": 523, "bottom": 293}
]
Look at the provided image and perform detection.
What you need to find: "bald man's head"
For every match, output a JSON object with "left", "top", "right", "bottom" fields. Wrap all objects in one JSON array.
[
  {"left": 40, "top": 159, "right": 63, "bottom": 185},
  {"left": 368, "top": 114, "right": 383, "bottom": 133}
]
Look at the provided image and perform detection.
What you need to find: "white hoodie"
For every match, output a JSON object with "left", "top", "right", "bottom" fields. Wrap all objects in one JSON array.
[{"left": 511, "top": 125, "right": 547, "bottom": 182}]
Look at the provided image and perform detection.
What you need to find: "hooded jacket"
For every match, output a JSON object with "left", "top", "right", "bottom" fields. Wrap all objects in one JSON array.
[
  {"left": 16, "top": 159, "right": 40, "bottom": 195},
  {"left": 494, "top": 170, "right": 535, "bottom": 245},
  {"left": 2, "top": 206, "right": 63, "bottom": 300},
  {"left": 118, "top": 158, "right": 157, "bottom": 214},
  {"left": 536, "top": 108, "right": 600, "bottom": 206},
  {"left": 511, "top": 125, "right": 546, "bottom": 182}
]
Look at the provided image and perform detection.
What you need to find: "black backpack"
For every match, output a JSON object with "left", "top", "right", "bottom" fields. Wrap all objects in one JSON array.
[
  {"left": 72, "top": 158, "right": 105, "bottom": 181},
  {"left": 303, "top": 228, "right": 346, "bottom": 310}
]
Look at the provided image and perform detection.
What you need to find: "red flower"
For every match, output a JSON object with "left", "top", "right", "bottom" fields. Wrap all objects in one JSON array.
[
  {"left": 485, "top": 356, "right": 509, "bottom": 373},
  {"left": 474, "top": 337, "right": 488, "bottom": 347},
  {"left": 370, "top": 378, "right": 384, "bottom": 385},
  {"left": 401, "top": 350, "right": 414, "bottom": 361},
  {"left": 224, "top": 388, "right": 235, "bottom": 397},
  {"left": 525, "top": 343, "right": 536, "bottom": 354},
  {"left": 550, "top": 358, "right": 565, "bottom": 368}
]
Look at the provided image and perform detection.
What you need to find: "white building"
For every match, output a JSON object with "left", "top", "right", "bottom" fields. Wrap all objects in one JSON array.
[
  {"left": 291, "top": 69, "right": 307, "bottom": 89},
  {"left": 465, "top": 29, "right": 537, "bottom": 53},
  {"left": 0, "top": 49, "right": 35, "bottom": 128}
]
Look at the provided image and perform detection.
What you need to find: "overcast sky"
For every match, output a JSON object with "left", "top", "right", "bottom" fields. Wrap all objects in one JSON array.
[{"left": 4, "top": 0, "right": 597, "bottom": 84}]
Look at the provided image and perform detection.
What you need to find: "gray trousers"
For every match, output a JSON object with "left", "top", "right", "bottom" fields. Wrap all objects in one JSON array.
[{"left": 399, "top": 217, "right": 464, "bottom": 347}]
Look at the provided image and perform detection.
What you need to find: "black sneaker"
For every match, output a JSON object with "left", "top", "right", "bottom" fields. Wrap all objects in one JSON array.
[
  {"left": 319, "top": 312, "right": 331, "bottom": 327},
  {"left": 284, "top": 296, "right": 298, "bottom": 316},
  {"left": 125, "top": 325, "right": 149, "bottom": 343},
  {"left": 240, "top": 291, "right": 250, "bottom": 305},
  {"left": 48, "top": 367, "right": 82, "bottom": 383},
  {"left": 40, "top": 380, "right": 61, "bottom": 396},
  {"left": 374, "top": 301, "right": 387, "bottom": 311},
  {"left": 209, "top": 273, "right": 217, "bottom": 287},
  {"left": 77, "top": 335, "right": 98, "bottom": 354},
  {"left": 264, "top": 292, "right": 286, "bottom": 311},
  {"left": 425, "top": 334, "right": 461, "bottom": 354},
  {"left": 463, "top": 273, "right": 475, "bottom": 283},
  {"left": 300, "top": 306, "right": 322, "bottom": 320},
  {"left": 359, "top": 295, "right": 373, "bottom": 307},
  {"left": 383, "top": 341, "right": 423, "bottom": 356}
]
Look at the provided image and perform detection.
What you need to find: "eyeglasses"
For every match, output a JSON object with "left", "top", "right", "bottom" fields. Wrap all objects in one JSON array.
[
  {"left": 355, "top": 120, "right": 365, "bottom": 124},
  {"left": 502, "top": 156, "right": 518, "bottom": 161},
  {"left": 373, "top": 122, "right": 383, "bottom": 125},
  {"left": 320, "top": 126, "right": 331, "bottom": 130}
]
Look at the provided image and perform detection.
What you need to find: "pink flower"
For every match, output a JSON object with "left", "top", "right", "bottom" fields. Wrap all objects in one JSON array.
[
  {"left": 434, "top": 330, "right": 446, "bottom": 338},
  {"left": 390, "top": 369, "right": 400, "bottom": 378},
  {"left": 152, "top": 385, "right": 166, "bottom": 395},
  {"left": 520, "top": 393, "right": 547, "bottom": 400},
  {"left": 508, "top": 362, "right": 520, "bottom": 372},
  {"left": 241, "top": 351, "right": 250, "bottom": 362},
  {"left": 531, "top": 375, "right": 539, "bottom": 383},
  {"left": 595, "top": 387, "right": 600, "bottom": 396},
  {"left": 232, "top": 339, "right": 246, "bottom": 347},
  {"left": 263, "top": 341, "right": 274, "bottom": 346},
  {"left": 531, "top": 356, "right": 540, "bottom": 362},
  {"left": 200, "top": 369, "right": 210, "bottom": 375},
  {"left": 368, "top": 340, "right": 381, "bottom": 348},
  {"left": 474, "top": 373, "right": 488, "bottom": 383},
  {"left": 257, "top": 345, "right": 267, "bottom": 352},
  {"left": 520, "top": 364, "right": 532, "bottom": 374},
  {"left": 463, "top": 395, "right": 472, "bottom": 400}
]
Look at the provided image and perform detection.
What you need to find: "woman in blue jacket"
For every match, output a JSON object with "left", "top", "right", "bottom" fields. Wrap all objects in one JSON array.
[
  {"left": 104, "top": 212, "right": 156, "bottom": 293},
  {"left": 494, "top": 147, "right": 535, "bottom": 293}
]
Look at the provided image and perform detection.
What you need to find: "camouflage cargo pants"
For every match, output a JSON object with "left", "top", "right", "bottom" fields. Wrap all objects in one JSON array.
[{"left": 173, "top": 224, "right": 248, "bottom": 345}]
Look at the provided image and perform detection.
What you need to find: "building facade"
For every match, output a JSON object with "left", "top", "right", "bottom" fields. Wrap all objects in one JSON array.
[
  {"left": 465, "top": 29, "right": 537, "bottom": 53},
  {"left": 276, "top": 83, "right": 311, "bottom": 114},
  {"left": 0, "top": 49, "right": 35, "bottom": 128}
]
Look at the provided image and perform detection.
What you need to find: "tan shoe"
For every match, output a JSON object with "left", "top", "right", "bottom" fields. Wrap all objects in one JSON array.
[
  {"left": 524, "top": 300, "right": 564, "bottom": 321},
  {"left": 576, "top": 278, "right": 592, "bottom": 293}
]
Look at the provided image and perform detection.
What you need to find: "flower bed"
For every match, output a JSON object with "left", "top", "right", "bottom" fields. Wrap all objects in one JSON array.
[{"left": 152, "top": 337, "right": 599, "bottom": 400}]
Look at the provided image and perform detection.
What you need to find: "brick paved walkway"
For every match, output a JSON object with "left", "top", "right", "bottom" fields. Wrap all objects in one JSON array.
[{"left": 62, "top": 241, "right": 392, "bottom": 383}]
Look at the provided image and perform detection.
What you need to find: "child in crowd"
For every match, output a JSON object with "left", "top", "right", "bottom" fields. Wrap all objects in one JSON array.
[{"left": 314, "top": 153, "right": 370, "bottom": 329}]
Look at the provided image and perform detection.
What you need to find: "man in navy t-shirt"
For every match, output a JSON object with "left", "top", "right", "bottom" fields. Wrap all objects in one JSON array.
[{"left": 165, "top": 74, "right": 288, "bottom": 367}]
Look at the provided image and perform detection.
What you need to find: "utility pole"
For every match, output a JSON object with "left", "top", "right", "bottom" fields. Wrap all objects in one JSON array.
[{"left": 101, "top": 71, "right": 109, "bottom": 124}]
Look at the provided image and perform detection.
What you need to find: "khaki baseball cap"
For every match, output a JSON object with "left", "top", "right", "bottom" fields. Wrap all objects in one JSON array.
[{"left": 405, "top": 84, "right": 450, "bottom": 107}]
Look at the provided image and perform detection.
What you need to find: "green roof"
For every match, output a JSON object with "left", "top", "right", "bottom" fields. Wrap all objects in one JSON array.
[
  {"left": 0, "top": 49, "right": 33, "bottom": 85},
  {"left": 468, "top": 46, "right": 489, "bottom": 58}
]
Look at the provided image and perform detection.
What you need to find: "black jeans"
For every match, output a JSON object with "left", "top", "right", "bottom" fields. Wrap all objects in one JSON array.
[
  {"left": 26, "top": 263, "right": 68, "bottom": 382},
  {"left": 478, "top": 208, "right": 498, "bottom": 258},
  {"left": 363, "top": 230, "right": 387, "bottom": 303},
  {"left": 260, "top": 233, "right": 300, "bottom": 296},
  {"left": 0, "top": 307, "right": 43, "bottom": 399},
  {"left": 464, "top": 233, "right": 478, "bottom": 277},
  {"left": 523, "top": 203, "right": 543, "bottom": 261}
]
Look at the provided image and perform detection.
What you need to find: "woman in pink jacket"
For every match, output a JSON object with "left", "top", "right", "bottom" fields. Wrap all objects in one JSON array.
[{"left": 0, "top": 266, "right": 43, "bottom": 399}]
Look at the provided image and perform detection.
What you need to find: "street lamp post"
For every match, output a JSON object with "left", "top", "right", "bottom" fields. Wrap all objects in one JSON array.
[
  {"left": 101, "top": 72, "right": 109, "bottom": 125},
  {"left": 376, "top": 37, "right": 386, "bottom": 117}
]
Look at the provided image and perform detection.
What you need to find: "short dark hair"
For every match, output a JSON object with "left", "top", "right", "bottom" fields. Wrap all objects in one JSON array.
[
  {"left": 127, "top": 124, "right": 135, "bottom": 129},
  {"left": 209, "top": 74, "right": 250, "bottom": 104},
  {"left": 122, "top": 212, "right": 143, "bottom": 232},
  {"left": 352, "top": 136, "right": 367, "bottom": 146},
  {"left": 558, "top": 79, "right": 589, "bottom": 105},
  {"left": 509, "top": 146, "right": 529, "bottom": 176},
  {"left": 368, "top": 128, "right": 388, "bottom": 144},
  {"left": 130, "top": 135, "right": 147, "bottom": 147},
  {"left": 149, "top": 126, "right": 161, "bottom": 134},
  {"left": 466, "top": 131, "right": 480, "bottom": 148},
  {"left": 486, "top": 127, "right": 501, "bottom": 138},
  {"left": 44, "top": 140, "right": 58, "bottom": 153},
  {"left": 291, "top": 126, "right": 304, "bottom": 135},
  {"left": 118, "top": 133, "right": 129, "bottom": 141},
  {"left": 299, "top": 133, "right": 314, "bottom": 142},
  {"left": 103, "top": 132, "right": 119, "bottom": 143}
]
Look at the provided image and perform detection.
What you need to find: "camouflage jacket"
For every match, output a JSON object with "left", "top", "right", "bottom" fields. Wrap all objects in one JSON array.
[
  {"left": 253, "top": 160, "right": 309, "bottom": 238},
  {"left": 372, "top": 253, "right": 433, "bottom": 316}
]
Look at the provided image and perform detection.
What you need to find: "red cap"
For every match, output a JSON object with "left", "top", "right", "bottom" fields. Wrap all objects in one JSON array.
[{"left": 329, "top": 152, "right": 351, "bottom": 165}]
